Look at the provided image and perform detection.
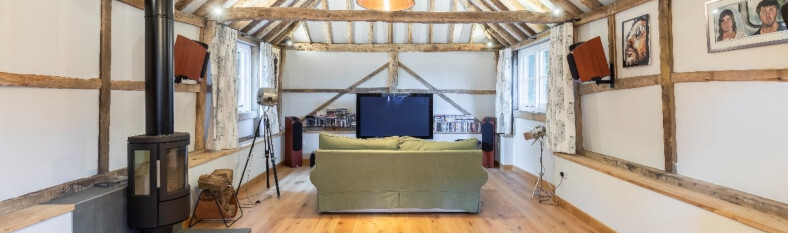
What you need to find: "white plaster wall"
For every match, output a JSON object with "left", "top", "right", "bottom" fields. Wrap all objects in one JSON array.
[
  {"left": 187, "top": 136, "right": 282, "bottom": 208},
  {"left": 15, "top": 212, "right": 73, "bottom": 233},
  {"left": 0, "top": 88, "right": 99, "bottom": 201},
  {"left": 112, "top": 1, "right": 202, "bottom": 82},
  {"left": 0, "top": 0, "right": 99, "bottom": 79},
  {"left": 673, "top": 0, "right": 788, "bottom": 72},
  {"left": 576, "top": 17, "right": 610, "bottom": 63},
  {"left": 675, "top": 82, "right": 788, "bottom": 203},
  {"left": 581, "top": 86, "right": 664, "bottom": 169},
  {"left": 511, "top": 118, "right": 556, "bottom": 183},
  {"left": 283, "top": 52, "right": 389, "bottom": 89},
  {"left": 615, "top": 1, "right": 660, "bottom": 78},
  {"left": 109, "top": 91, "right": 196, "bottom": 171},
  {"left": 282, "top": 51, "right": 496, "bottom": 134},
  {"left": 554, "top": 156, "right": 761, "bottom": 233}
]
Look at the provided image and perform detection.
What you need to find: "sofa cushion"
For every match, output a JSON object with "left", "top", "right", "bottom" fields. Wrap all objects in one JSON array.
[
  {"left": 399, "top": 137, "right": 479, "bottom": 151},
  {"left": 319, "top": 132, "right": 399, "bottom": 150}
]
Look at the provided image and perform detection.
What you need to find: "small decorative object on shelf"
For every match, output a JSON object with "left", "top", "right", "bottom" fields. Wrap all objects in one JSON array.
[
  {"left": 434, "top": 114, "right": 480, "bottom": 133},
  {"left": 306, "top": 108, "right": 356, "bottom": 128}
]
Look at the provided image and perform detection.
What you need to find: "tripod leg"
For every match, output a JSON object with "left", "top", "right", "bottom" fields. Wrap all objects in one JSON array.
[{"left": 271, "top": 155, "right": 280, "bottom": 198}]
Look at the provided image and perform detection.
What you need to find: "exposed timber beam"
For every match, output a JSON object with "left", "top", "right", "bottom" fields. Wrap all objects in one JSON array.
[
  {"left": 475, "top": 0, "right": 528, "bottom": 41},
  {"left": 368, "top": 22, "right": 374, "bottom": 44},
  {"left": 428, "top": 0, "right": 435, "bottom": 44},
  {"left": 347, "top": 0, "right": 354, "bottom": 44},
  {"left": 399, "top": 62, "right": 479, "bottom": 122},
  {"left": 407, "top": 8, "right": 413, "bottom": 43},
  {"left": 253, "top": 0, "right": 304, "bottom": 39},
  {"left": 321, "top": 0, "right": 334, "bottom": 44},
  {"left": 264, "top": 0, "right": 319, "bottom": 43},
  {"left": 303, "top": 22, "right": 313, "bottom": 43},
  {"left": 388, "top": 23, "right": 394, "bottom": 43},
  {"left": 488, "top": 0, "right": 536, "bottom": 36},
  {"left": 658, "top": 0, "right": 677, "bottom": 173},
  {"left": 468, "top": 23, "right": 478, "bottom": 43},
  {"left": 460, "top": 0, "right": 515, "bottom": 46},
  {"left": 99, "top": 0, "right": 112, "bottom": 174},
  {"left": 388, "top": 52, "right": 398, "bottom": 93},
  {"left": 577, "top": 0, "right": 603, "bottom": 10},
  {"left": 289, "top": 43, "right": 501, "bottom": 52},
  {"left": 175, "top": 0, "right": 195, "bottom": 10},
  {"left": 236, "top": 0, "right": 288, "bottom": 35},
  {"left": 576, "top": 0, "right": 652, "bottom": 26},
  {"left": 193, "top": 0, "right": 231, "bottom": 17},
  {"left": 219, "top": 7, "right": 570, "bottom": 23},
  {"left": 447, "top": 0, "right": 457, "bottom": 43}
]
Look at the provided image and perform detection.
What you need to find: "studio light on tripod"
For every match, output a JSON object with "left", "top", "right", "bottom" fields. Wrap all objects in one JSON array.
[{"left": 257, "top": 87, "right": 278, "bottom": 106}]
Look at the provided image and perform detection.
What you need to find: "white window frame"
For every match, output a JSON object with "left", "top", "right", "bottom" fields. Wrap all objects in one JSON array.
[
  {"left": 237, "top": 41, "right": 253, "bottom": 114},
  {"left": 516, "top": 41, "right": 549, "bottom": 113}
]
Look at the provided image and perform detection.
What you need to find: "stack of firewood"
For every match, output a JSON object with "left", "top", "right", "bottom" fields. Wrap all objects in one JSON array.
[{"left": 196, "top": 169, "right": 237, "bottom": 218}]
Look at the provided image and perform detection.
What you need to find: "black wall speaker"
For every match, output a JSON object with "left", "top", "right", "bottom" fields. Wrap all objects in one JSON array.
[
  {"left": 284, "top": 117, "right": 303, "bottom": 168},
  {"left": 481, "top": 117, "right": 496, "bottom": 168}
]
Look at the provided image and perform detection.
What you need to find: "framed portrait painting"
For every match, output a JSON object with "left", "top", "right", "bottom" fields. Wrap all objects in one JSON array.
[
  {"left": 706, "top": 0, "right": 788, "bottom": 52},
  {"left": 622, "top": 14, "right": 651, "bottom": 68}
]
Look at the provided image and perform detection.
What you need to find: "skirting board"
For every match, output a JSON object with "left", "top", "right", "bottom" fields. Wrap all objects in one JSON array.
[{"left": 509, "top": 166, "right": 615, "bottom": 233}]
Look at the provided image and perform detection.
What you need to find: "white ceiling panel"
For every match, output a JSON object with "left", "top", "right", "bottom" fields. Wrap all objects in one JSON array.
[
  {"left": 292, "top": 23, "right": 310, "bottom": 43},
  {"left": 393, "top": 23, "right": 408, "bottom": 44},
  {"left": 306, "top": 21, "right": 327, "bottom": 43},
  {"left": 353, "top": 22, "right": 369, "bottom": 44},
  {"left": 181, "top": 0, "right": 209, "bottom": 14},
  {"left": 374, "top": 22, "right": 388, "bottom": 44},
  {"left": 432, "top": 24, "right": 449, "bottom": 44},
  {"left": 331, "top": 21, "right": 348, "bottom": 43},
  {"left": 457, "top": 24, "right": 473, "bottom": 43},
  {"left": 568, "top": 0, "right": 591, "bottom": 12},
  {"left": 411, "top": 24, "right": 428, "bottom": 44}
]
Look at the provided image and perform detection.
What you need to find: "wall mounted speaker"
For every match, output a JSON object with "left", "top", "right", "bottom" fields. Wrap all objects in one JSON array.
[{"left": 174, "top": 35, "right": 208, "bottom": 81}]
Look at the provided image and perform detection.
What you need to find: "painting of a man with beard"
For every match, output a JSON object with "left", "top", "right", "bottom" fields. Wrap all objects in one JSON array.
[{"left": 622, "top": 14, "right": 650, "bottom": 67}]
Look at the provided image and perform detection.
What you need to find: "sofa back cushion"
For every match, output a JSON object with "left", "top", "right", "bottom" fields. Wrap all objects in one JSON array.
[
  {"left": 399, "top": 137, "right": 479, "bottom": 151},
  {"left": 319, "top": 132, "right": 399, "bottom": 150}
]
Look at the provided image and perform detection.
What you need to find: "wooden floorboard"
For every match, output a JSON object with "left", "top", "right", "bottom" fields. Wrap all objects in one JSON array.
[{"left": 189, "top": 166, "right": 601, "bottom": 233}]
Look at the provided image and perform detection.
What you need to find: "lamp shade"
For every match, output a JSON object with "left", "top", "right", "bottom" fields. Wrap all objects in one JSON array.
[{"left": 357, "top": 0, "right": 415, "bottom": 11}]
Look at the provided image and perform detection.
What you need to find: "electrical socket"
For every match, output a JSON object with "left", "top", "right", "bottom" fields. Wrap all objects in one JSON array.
[{"left": 559, "top": 171, "right": 565, "bottom": 178}]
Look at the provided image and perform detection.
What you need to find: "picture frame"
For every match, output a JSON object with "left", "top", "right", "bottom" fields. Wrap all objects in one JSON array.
[
  {"left": 706, "top": 0, "right": 788, "bottom": 53},
  {"left": 622, "top": 14, "right": 651, "bottom": 68}
]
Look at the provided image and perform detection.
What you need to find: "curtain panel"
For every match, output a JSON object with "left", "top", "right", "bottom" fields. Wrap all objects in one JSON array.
[
  {"left": 259, "top": 42, "right": 280, "bottom": 134},
  {"left": 545, "top": 23, "right": 576, "bottom": 154},
  {"left": 206, "top": 23, "right": 239, "bottom": 150},
  {"left": 495, "top": 48, "right": 513, "bottom": 135}
]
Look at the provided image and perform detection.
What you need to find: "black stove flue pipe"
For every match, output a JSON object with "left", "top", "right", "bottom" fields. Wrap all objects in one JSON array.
[{"left": 145, "top": 0, "right": 174, "bottom": 136}]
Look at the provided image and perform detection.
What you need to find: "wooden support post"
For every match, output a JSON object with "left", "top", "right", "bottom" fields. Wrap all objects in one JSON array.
[
  {"left": 572, "top": 24, "right": 584, "bottom": 153},
  {"left": 608, "top": 14, "right": 617, "bottom": 83},
  {"left": 277, "top": 49, "right": 286, "bottom": 121},
  {"left": 388, "top": 52, "right": 399, "bottom": 93},
  {"left": 658, "top": 0, "right": 677, "bottom": 173},
  {"left": 428, "top": 0, "right": 435, "bottom": 44},
  {"left": 98, "top": 0, "right": 112, "bottom": 174},
  {"left": 322, "top": 0, "right": 333, "bottom": 44},
  {"left": 195, "top": 21, "right": 216, "bottom": 151},
  {"left": 347, "top": 0, "right": 354, "bottom": 44}
]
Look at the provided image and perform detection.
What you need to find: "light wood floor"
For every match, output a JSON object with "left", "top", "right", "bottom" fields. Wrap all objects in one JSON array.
[{"left": 190, "top": 165, "right": 600, "bottom": 233}]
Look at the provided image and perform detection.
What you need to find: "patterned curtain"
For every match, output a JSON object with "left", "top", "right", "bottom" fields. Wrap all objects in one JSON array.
[
  {"left": 259, "top": 42, "right": 280, "bottom": 134},
  {"left": 206, "top": 23, "right": 239, "bottom": 150},
  {"left": 494, "top": 48, "right": 513, "bottom": 135},
  {"left": 546, "top": 23, "right": 576, "bottom": 154}
]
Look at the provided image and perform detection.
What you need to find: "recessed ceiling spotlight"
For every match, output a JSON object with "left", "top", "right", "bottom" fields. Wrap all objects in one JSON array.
[
  {"left": 712, "top": 9, "right": 719, "bottom": 14},
  {"left": 285, "top": 39, "right": 294, "bottom": 47},
  {"left": 486, "top": 41, "right": 495, "bottom": 48},
  {"left": 553, "top": 9, "right": 562, "bottom": 16},
  {"left": 213, "top": 7, "right": 223, "bottom": 16}
]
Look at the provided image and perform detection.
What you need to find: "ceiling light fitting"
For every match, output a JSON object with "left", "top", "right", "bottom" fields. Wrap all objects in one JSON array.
[{"left": 357, "top": 0, "right": 415, "bottom": 11}]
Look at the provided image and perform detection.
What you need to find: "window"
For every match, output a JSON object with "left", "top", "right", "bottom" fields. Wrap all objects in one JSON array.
[
  {"left": 237, "top": 42, "right": 253, "bottom": 113},
  {"left": 516, "top": 41, "right": 549, "bottom": 112}
]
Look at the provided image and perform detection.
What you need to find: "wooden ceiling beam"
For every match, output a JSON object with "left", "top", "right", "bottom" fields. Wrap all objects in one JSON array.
[
  {"left": 347, "top": 0, "right": 354, "bottom": 44},
  {"left": 460, "top": 0, "right": 516, "bottom": 46},
  {"left": 289, "top": 43, "right": 501, "bottom": 52},
  {"left": 487, "top": 0, "right": 535, "bottom": 37},
  {"left": 262, "top": 0, "right": 319, "bottom": 42},
  {"left": 116, "top": 0, "right": 205, "bottom": 27},
  {"left": 577, "top": 0, "right": 603, "bottom": 10},
  {"left": 428, "top": 0, "right": 435, "bottom": 44},
  {"left": 193, "top": 0, "right": 231, "bottom": 17},
  {"left": 235, "top": 0, "right": 288, "bottom": 34},
  {"left": 369, "top": 22, "right": 374, "bottom": 44},
  {"left": 388, "top": 23, "right": 394, "bottom": 44},
  {"left": 474, "top": 0, "right": 527, "bottom": 41},
  {"left": 322, "top": 0, "right": 334, "bottom": 44},
  {"left": 219, "top": 7, "right": 570, "bottom": 23},
  {"left": 252, "top": 0, "right": 303, "bottom": 38},
  {"left": 407, "top": 8, "right": 413, "bottom": 43},
  {"left": 302, "top": 22, "right": 313, "bottom": 43},
  {"left": 468, "top": 23, "right": 478, "bottom": 43},
  {"left": 447, "top": 0, "right": 458, "bottom": 43},
  {"left": 174, "top": 0, "right": 196, "bottom": 11},
  {"left": 576, "top": 0, "right": 651, "bottom": 26}
]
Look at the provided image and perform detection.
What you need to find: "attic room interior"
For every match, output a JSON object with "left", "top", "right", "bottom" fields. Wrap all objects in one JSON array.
[{"left": 2, "top": 0, "right": 788, "bottom": 232}]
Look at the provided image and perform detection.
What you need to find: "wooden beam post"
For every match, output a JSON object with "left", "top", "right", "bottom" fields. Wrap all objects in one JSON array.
[
  {"left": 347, "top": 0, "right": 354, "bottom": 44},
  {"left": 99, "top": 0, "right": 112, "bottom": 174},
  {"left": 220, "top": 7, "right": 571, "bottom": 24},
  {"left": 658, "top": 0, "right": 677, "bottom": 173},
  {"left": 195, "top": 21, "right": 216, "bottom": 151},
  {"left": 399, "top": 62, "right": 479, "bottom": 122},
  {"left": 388, "top": 52, "right": 399, "bottom": 93},
  {"left": 428, "top": 0, "right": 435, "bottom": 44}
]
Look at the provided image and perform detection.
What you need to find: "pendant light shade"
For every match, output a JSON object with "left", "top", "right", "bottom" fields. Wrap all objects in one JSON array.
[{"left": 357, "top": 0, "right": 415, "bottom": 11}]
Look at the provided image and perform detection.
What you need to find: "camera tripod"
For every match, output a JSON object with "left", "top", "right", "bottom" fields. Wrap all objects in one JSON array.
[{"left": 237, "top": 112, "right": 280, "bottom": 200}]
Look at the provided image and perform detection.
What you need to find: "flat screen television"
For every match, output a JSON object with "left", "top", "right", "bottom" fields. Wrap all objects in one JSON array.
[{"left": 356, "top": 93, "right": 433, "bottom": 139}]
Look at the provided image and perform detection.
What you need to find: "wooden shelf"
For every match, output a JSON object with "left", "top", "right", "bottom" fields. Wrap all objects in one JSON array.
[
  {"left": 304, "top": 127, "right": 355, "bottom": 133},
  {"left": 434, "top": 132, "right": 481, "bottom": 134}
]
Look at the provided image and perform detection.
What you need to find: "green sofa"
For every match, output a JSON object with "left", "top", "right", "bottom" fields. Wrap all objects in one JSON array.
[{"left": 309, "top": 133, "right": 489, "bottom": 213}]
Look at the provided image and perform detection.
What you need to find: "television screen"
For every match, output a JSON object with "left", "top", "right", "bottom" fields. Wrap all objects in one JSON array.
[{"left": 356, "top": 93, "right": 433, "bottom": 139}]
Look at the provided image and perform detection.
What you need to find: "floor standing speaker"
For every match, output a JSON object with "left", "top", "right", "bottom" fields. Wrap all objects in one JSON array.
[
  {"left": 284, "top": 117, "right": 303, "bottom": 168},
  {"left": 481, "top": 117, "right": 496, "bottom": 168}
]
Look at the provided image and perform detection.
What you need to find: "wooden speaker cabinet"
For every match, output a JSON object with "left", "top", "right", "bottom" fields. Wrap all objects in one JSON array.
[
  {"left": 284, "top": 117, "right": 303, "bottom": 168},
  {"left": 481, "top": 117, "right": 496, "bottom": 168}
]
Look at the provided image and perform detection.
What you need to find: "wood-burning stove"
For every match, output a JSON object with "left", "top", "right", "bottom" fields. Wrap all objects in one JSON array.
[{"left": 127, "top": 0, "right": 190, "bottom": 232}]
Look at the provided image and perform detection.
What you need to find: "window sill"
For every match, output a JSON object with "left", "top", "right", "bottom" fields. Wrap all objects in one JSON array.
[
  {"left": 237, "top": 111, "right": 257, "bottom": 121},
  {"left": 513, "top": 110, "right": 546, "bottom": 122}
]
